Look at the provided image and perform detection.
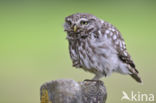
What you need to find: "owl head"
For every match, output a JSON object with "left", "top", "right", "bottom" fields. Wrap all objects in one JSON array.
[{"left": 64, "top": 13, "right": 101, "bottom": 39}]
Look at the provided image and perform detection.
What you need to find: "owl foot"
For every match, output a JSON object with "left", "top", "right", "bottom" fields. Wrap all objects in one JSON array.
[{"left": 84, "top": 79, "right": 103, "bottom": 86}]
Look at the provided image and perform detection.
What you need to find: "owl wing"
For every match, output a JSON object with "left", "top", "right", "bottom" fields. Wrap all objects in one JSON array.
[
  {"left": 116, "top": 44, "right": 136, "bottom": 70},
  {"left": 116, "top": 43, "right": 142, "bottom": 83},
  {"left": 101, "top": 21, "right": 142, "bottom": 83},
  {"left": 115, "top": 37, "right": 143, "bottom": 83},
  {"left": 101, "top": 21, "right": 136, "bottom": 69}
]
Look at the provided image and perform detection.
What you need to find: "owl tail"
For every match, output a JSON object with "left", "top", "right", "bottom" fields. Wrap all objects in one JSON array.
[
  {"left": 129, "top": 67, "right": 142, "bottom": 83},
  {"left": 130, "top": 73, "right": 142, "bottom": 83}
]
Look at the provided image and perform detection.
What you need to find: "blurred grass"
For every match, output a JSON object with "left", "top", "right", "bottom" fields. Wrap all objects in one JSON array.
[{"left": 0, "top": 0, "right": 156, "bottom": 103}]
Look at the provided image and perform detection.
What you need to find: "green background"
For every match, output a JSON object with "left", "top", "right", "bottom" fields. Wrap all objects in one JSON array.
[{"left": 0, "top": 0, "right": 156, "bottom": 103}]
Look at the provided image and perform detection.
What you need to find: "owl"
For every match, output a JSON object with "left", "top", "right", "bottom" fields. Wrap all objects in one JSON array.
[{"left": 64, "top": 13, "right": 142, "bottom": 83}]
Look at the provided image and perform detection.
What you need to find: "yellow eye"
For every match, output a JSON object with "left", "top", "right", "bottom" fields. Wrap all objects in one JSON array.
[
  {"left": 67, "top": 21, "right": 72, "bottom": 25},
  {"left": 80, "top": 21, "right": 88, "bottom": 25}
]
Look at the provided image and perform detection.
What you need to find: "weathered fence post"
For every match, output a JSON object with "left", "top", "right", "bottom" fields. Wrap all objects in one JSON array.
[{"left": 40, "top": 79, "right": 107, "bottom": 103}]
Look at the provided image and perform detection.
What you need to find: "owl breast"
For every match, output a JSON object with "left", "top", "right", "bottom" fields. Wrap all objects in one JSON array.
[{"left": 68, "top": 32, "right": 121, "bottom": 76}]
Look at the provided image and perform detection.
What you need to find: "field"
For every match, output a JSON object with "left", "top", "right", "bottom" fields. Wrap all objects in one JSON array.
[{"left": 0, "top": 0, "right": 156, "bottom": 103}]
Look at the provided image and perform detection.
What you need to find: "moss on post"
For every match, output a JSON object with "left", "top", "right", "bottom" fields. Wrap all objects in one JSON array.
[{"left": 40, "top": 79, "right": 107, "bottom": 103}]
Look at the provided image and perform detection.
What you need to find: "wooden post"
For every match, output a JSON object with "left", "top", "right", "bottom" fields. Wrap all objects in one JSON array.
[{"left": 40, "top": 79, "right": 107, "bottom": 103}]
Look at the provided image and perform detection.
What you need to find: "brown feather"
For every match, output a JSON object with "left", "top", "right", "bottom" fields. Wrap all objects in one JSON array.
[{"left": 130, "top": 73, "right": 142, "bottom": 83}]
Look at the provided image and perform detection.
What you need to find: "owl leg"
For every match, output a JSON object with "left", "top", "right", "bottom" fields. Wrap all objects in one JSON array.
[
  {"left": 84, "top": 74, "right": 103, "bottom": 82},
  {"left": 84, "top": 74, "right": 103, "bottom": 85},
  {"left": 92, "top": 74, "right": 103, "bottom": 80}
]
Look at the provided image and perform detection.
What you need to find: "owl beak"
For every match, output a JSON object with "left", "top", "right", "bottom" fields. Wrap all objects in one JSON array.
[{"left": 73, "top": 25, "right": 77, "bottom": 32}]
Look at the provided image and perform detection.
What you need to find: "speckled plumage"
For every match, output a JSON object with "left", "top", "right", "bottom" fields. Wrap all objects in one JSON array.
[{"left": 64, "top": 13, "right": 142, "bottom": 83}]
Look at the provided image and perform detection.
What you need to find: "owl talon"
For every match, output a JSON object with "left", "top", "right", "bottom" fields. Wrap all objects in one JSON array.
[
  {"left": 95, "top": 80, "right": 104, "bottom": 86},
  {"left": 84, "top": 79, "right": 104, "bottom": 86},
  {"left": 84, "top": 79, "right": 97, "bottom": 82}
]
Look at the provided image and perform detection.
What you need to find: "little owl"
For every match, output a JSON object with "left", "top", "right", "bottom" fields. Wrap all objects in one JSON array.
[{"left": 64, "top": 13, "right": 142, "bottom": 83}]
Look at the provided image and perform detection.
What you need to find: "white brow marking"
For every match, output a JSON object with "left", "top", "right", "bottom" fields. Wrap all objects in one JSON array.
[
  {"left": 67, "top": 18, "right": 72, "bottom": 21},
  {"left": 77, "top": 18, "right": 88, "bottom": 23}
]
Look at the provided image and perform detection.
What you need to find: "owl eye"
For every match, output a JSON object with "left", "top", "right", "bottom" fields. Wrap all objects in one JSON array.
[
  {"left": 80, "top": 20, "right": 88, "bottom": 25},
  {"left": 67, "top": 20, "right": 72, "bottom": 25}
]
